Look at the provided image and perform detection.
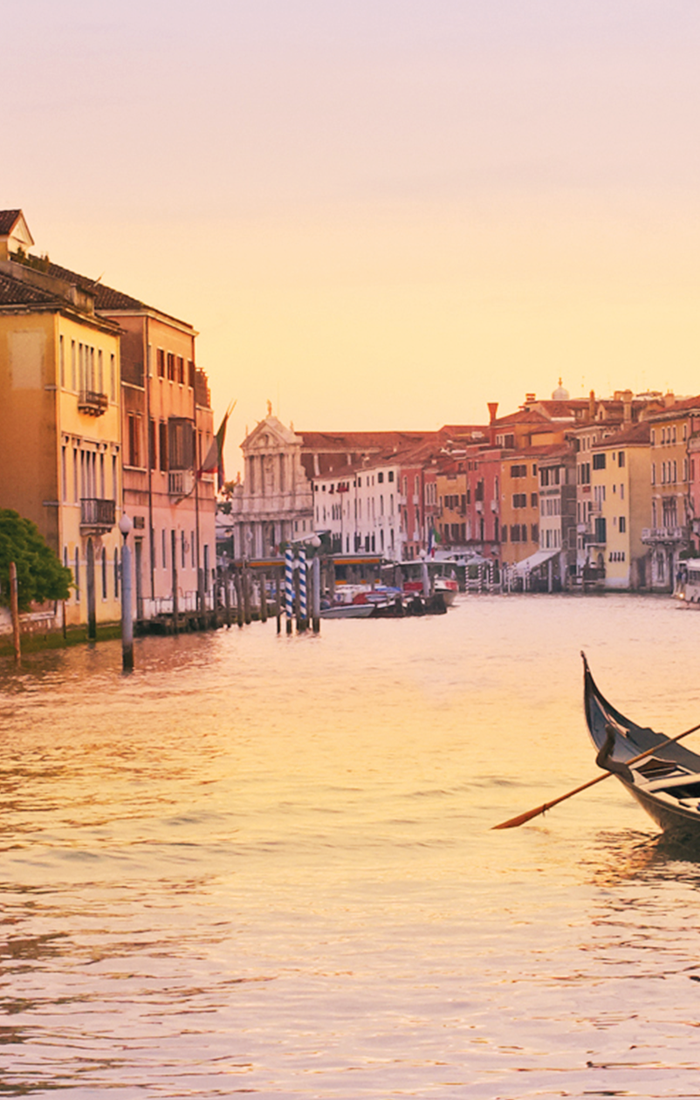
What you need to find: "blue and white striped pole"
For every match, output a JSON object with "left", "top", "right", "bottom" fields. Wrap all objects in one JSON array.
[
  {"left": 298, "top": 546, "right": 307, "bottom": 630},
  {"left": 285, "top": 545, "right": 294, "bottom": 634}
]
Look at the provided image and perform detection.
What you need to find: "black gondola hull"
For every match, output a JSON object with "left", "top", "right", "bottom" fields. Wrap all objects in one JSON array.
[{"left": 582, "top": 653, "right": 700, "bottom": 836}]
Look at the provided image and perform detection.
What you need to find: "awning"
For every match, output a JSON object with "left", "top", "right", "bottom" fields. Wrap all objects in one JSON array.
[{"left": 511, "top": 549, "right": 560, "bottom": 575}]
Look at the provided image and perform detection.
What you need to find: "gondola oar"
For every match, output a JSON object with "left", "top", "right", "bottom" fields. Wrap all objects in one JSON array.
[{"left": 492, "top": 719, "right": 700, "bottom": 830}]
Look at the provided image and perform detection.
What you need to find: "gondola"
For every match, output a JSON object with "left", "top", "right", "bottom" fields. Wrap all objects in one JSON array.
[{"left": 583, "top": 652, "right": 700, "bottom": 836}]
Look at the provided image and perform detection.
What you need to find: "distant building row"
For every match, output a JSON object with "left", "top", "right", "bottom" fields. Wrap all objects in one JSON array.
[
  {"left": 221, "top": 383, "right": 700, "bottom": 592},
  {"left": 0, "top": 209, "right": 216, "bottom": 627}
]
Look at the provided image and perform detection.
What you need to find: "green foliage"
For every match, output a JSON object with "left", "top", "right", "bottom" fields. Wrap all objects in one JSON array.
[{"left": 0, "top": 510, "right": 72, "bottom": 611}]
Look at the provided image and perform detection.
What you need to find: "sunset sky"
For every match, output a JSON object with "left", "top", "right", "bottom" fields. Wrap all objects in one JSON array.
[{"left": 5, "top": 0, "right": 700, "bottom": 475}]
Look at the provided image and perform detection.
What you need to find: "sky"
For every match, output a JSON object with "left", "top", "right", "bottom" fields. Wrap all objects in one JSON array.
[{"left": 5, "top": 0, "right": 700, "bottom": 476}]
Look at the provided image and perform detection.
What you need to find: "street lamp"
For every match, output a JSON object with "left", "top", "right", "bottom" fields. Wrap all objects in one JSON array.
[{"left": 119, "top": 512, "right": 134, "bottom": 672}]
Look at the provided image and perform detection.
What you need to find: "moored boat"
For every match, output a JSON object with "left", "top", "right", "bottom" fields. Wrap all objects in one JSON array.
[
  {"left": 583, "top": 653, "right": 700, "bottom": 837},
  {"left": 319, "top": 602, "right": 375, "bottom": 619}
]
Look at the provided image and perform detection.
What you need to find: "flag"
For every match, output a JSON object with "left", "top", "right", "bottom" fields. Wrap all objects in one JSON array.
[
  {"left": 199, "top": 402, "right": 235, "bottom": 491},
  {"left": 427, "top": 525, "right": 441, "bottom": 557}
]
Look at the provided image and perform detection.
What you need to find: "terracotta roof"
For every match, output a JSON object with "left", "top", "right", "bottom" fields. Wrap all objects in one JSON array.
[
  {"left": 646, "top": 395, "right": 700, "bottom": 421},
  {"left": 12, "top": 256, "right": 193, "bottom": 327},
  {"left": 492, "top": 409, "right": 553, "bottom": 428},
  {"left": 43, "top": 260, "right": 148, "bottom": 310},
  {"left": 0, "top": 210, "right": 21, "bottom": 235},
  {"left": 594, "top": 421, "right": 651, "bottom": 448},
  {"left": 0, "top": 271, "right": 56, "bottom": 306},
  {"left": 299, "top": 430, "right": 433, "bottom": 451}
]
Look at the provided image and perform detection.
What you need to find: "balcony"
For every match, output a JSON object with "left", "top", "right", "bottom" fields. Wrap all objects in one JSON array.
[
  {"left": 77, "top": 390, "right": 108, "bottom": 417},
  {"left": 641, "top": 526, "right": 689, "bottom": 545},
  {"left": 80, "top": 498, "right": 116, "bottom": 533},
  {"left": 168, "top": 470, "right": 195, "bottom": 497}
]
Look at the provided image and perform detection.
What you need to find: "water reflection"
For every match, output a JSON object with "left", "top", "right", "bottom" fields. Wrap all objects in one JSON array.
[{"left": 3, "top": 596, "right": 700, "bottom": 1096}]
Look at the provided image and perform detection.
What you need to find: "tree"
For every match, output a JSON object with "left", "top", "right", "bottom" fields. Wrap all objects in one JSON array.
[{"left": 0, "top": 510, "right": 72, "bottom": 612}]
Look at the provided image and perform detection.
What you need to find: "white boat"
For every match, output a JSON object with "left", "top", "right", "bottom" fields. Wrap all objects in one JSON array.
[
  {"left": 673, "top": 560, "right": 700, "bottom": 606},
  {"left": 320, "top": 602, "right": 375, "bottom": 619},
  {"left": 433, "top": 577, "right": 459, "bottom": 607}
]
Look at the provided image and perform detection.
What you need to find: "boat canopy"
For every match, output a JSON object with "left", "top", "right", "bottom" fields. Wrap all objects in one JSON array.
[{"left": 511, "top": 549, "right": 559, "bottom": 575}]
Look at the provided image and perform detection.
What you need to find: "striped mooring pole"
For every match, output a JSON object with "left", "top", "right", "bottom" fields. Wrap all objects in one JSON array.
[
  {"left": 298, "top": 546, "right": 307, "bottom": 631},
  {"left": 285, "top": 545, "right": 294, "bottom": 635}
]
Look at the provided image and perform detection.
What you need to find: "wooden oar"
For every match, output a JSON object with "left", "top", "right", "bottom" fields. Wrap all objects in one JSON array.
[{"left": 492, "top": 719, "right": 700, "bottom": 830}]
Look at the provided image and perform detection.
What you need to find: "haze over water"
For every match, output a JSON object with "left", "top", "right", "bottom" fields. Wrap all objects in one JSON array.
[{"left": 3, "top": 595, "right": 700, "bottom": 1098}]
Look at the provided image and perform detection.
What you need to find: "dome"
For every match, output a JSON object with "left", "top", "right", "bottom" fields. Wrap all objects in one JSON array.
[{"left": 552, "top": 377, "right": 569, "bottom": 400}]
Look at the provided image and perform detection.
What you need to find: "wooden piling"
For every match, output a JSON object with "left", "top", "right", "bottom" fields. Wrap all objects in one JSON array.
[
  {"left": 235, "top": 571, "right": 244, "bottom": 628},
  {"left": 224, "top": 566, "right": 232, "bottom": 627},
  {"left": 171, "top": 530, "right": 179, "bottom": 634},
  {"left": 9, "top": 561, "right": 20, "bottom": 664},
  {"left": 260, "top": 572, "right": 268, "bottom": 622},
  {"left": 243, "top": 566, "right": 252, "bottom": 625}
]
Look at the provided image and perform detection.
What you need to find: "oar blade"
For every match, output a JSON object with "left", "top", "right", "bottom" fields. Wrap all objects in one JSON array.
[{"left": 492, "top": 803, "right": 550, "bottom": 830}]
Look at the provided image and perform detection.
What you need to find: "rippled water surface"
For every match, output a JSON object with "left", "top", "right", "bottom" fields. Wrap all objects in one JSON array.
[{"left": 3, "top": 595, "right": 700, "bottom": 1097}]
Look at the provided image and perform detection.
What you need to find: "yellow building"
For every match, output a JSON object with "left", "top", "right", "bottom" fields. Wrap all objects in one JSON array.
[
  {"left": 436, "top": 463, "right": 466, "bottom": 549},
  {"left": 0, "top": 210, "right": 123, "bottom": 629},
  {"left": 644, "top": 397, "right": 700, "bottom": 590},
  {"left": 589, "top": 422, "right": 651, "bottom": 590}
]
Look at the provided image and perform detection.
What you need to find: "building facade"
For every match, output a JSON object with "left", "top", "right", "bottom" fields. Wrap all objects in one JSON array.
[{"left": 0, "top": 212, "right": 123, "bottom": 628}]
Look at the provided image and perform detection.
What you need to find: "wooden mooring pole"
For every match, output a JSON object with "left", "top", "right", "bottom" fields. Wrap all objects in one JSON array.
[{"left": 9, "top": 561, "right": 20, "bottom": 664}]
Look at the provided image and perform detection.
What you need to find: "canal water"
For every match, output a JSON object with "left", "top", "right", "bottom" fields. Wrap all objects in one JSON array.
[{"left": 2, "top": 595, "right": 700, "bottom": 1098}]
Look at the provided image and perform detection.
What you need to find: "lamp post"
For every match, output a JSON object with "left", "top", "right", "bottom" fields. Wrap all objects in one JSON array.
[
  {"left": 119, "top": 512, "right": 134, "bottom": 672},
  {"left": 309, "top": 535, "right": 322, "bottom": 633}
]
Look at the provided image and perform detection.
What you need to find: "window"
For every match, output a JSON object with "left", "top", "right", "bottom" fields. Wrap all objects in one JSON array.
[
  {"left": 149, "top": 419, "right": 157, "bottom": 469},
  {"left": 592, "top": 453, "right": 606, "bottom": 470},
  {"left": 159, "top": 422, "right": 168, "bottom": 471},
  {"left": 101, "top": 548, "right": 108, "bottom": 600},
  {"left": 530, "top": 492, "right": 538, "bottom": 507},
  {"left": 74, "top": 549, "right": 80, "bottom": 602},
  {"left": 618, "top": 451, "right": 625, "bottom": 468},
  {"left": 59, "top": 335, "right": 65, "bottom": 387},
  {"left": 512, "top": 493, "right": 527, "bottom": 508},
  {"left": 378, "top": 472, "right": 384, "bottom": 483},
  {"left": 188, "top": 360, "right": 195, "bottom": 387},
  {"left": 619, "top": 516, "right": 626, "bottom": 533},
  {"left": 530, "top": 524, "right": 538, "bottom": 543},
  {"left": 177, "top": 356, "right": 184, "bottom": 384},
  {"left": 388, "top": 470, "right": 394, "bottom": 482},
  {"left": 110, "top": 354, "right": 116, "bottom": 401},
  {"left": 167, "top": 352, "right": 175, "bottom": 381},
  {"left": 510, "top": 464, "right": 527, "bottom": 478},
  {"left": 168, "top": 418, "right": 195, "bottom": 470},
  {"left": 162, "top": 529, "right": 167, "bottom": 569},
  {"left": 71, "top": 340, "right": 76, "bottom": 390},
  {"left": 127, "top": 414, "right": 141, "bottom": 467},
  {"left": 157, "top": 349, "right": 165, "bottom": 378}
]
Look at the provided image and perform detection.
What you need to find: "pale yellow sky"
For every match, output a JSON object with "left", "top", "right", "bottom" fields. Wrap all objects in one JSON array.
[{"left": 5, "top": 1, "right": 700, "bottom": 475}]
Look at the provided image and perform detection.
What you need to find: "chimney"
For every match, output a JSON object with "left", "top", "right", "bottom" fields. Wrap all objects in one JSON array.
[
  {"left": 664, "top": 391, "right": 675, "bottom": 408},
  {"left": 623, "top": 389, "right": 632, "bottom": 423},
  {"left": 588, "top": 389, "right": 596, "bottom": 422},
  {"left": 487, "top": 402, "right": 499, "bottom": 424},
  {"left": 525, "top": 393, "right": 536, "bottom": 405}
]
